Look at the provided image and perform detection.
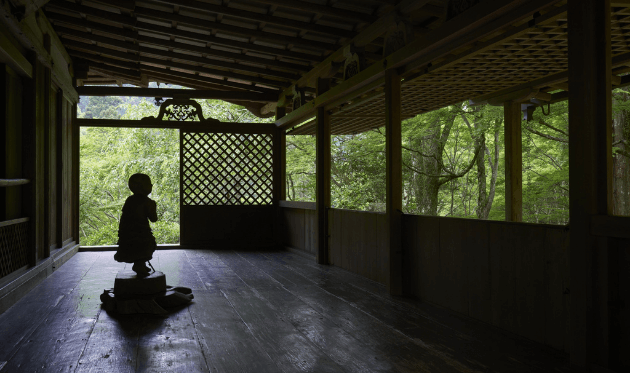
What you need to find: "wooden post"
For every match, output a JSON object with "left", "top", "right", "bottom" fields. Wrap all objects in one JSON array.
[
  {"left": 385, "top": 69, "right": 403, "bottom": 295},
  {"left": 504, "top": 101, "right": 522, "bottom": 222},
  {"left": 0, "top": 64, "right": 6, "bottom": 221},
  {"left": 72, "top": 102, "right": 80, "bottom": 244},
  {"left": 273, "top": 107, "right": 286, "bottom": 250},
  {"left": 316, "top": 78, "right": 331, "bottom": 265},
  {"left": 55, "top": 89, "right": 64, "bottom": 248},
  {"left": 43, "top": 64, "right": 51, "bottom": 258},
  {"left": 568, "top": 0, "right": 613, "bottom": 369}
]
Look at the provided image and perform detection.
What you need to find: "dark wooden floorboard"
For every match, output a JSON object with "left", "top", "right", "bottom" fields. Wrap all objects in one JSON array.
[{"left": 0, "top": 249, "right": 574, "bottom": 373}]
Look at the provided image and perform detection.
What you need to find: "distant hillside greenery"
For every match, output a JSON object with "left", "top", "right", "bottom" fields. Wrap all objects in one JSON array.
[{"left": 78, "top": 94, "right": 271, "bottom": 246}]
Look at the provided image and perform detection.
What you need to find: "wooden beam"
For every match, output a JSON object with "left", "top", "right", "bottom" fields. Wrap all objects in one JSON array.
[
  {"left": 134, "top": 6, "right": 336, "bottom": 52},
  {"left": 134, "top": 21, "right": 319, "bottom": 63},
  {"left": 279, "top": 0, "right": 432, "bottom": 94},
  {"left": 277, "top": 0, "right": 554, "bottom": 129},
  {"left": 504, "top": 101, "right": 522, "bottom": 222},
  {"left": 136, "top": 35, "right": 309, "bottom": 73},
  {"left": 138, "top": 64, "right": 280, "bottom": 95},
  {"left": 591, "top": 215, "right": 630, "bottom": 239},
  {"left": 315, "top": 78, "right": 331, "bottom": 265},
  {"left": 152, "top": 0, "right": 356, "bottom": 38},
  {"left": 56, "top": 25, "right": 301, "bottom": 81},
  {"left": 385, "top": 69, "right": 402, "bottom": 296},
  {"left": 47, "top": 1, "right": 136, "bottom": 26},
  {"left": 47, "top": 12, "right": 139, "bottom": 39},
  {"left": 252, "top": 0, "right": 377, "bottom": 24},
  {"left": 0, "top": 31, "right": 32, "bottom": 77},
  {"left": 76, "top": 87, "right": 278, "bottom": 102},
  {"left": 568, "top": 0, "right": 613, "bottom": 369},
  {"left": 76, "top": 118, "right": 276, "bottom": 133},
  {"left": 0, "top": 178, "right": 30, "bottom": 187}
]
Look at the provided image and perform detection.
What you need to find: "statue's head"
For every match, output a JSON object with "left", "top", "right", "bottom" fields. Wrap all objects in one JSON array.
[{"left": 128, "top": 173, "right": 152, "bottom": 196}]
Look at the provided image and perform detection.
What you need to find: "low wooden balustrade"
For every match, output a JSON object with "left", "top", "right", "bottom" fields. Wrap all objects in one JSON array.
[
  {"left": 0, "top": 218, "right": 30, "bottom": 279},
  {"left": 0, "top": 179, "right": 30, "bottom": 187}
]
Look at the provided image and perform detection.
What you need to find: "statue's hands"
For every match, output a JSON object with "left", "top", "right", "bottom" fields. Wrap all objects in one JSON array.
[{"left": 147, "top": 199, "right": 158, "bottom": 222}]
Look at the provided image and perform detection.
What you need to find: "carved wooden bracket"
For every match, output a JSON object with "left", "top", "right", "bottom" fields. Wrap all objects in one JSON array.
[
  {"left": 141, "top": 98, "right": 220, "bottom": 124},
  {"left": 292, "top": 86, "right": 306, "bottom": 110},
  {"left": 343, "top": 45, "right": 365, "bottom": 81},
  {"left": 383, "top": 17, "right": 414, "bottom": 57},
  {"left": 446, "top": 0, "right": 481, "bottom": 21}
]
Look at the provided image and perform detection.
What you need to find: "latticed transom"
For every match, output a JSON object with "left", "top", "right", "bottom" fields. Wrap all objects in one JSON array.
[
  {"left": 182, "top": 132, "right": 273, "bottom": 206},
  {"left": 0, "top": 221, "right": 29, "bottom": 278}
]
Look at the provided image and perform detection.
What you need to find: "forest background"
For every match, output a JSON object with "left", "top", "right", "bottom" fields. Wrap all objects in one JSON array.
[{"left": 79, "top": 86, "right": 630, "bottom": 245}]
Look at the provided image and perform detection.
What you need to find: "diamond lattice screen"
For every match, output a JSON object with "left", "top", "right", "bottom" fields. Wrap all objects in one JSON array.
[
  {"left": 182, "top": 132, "right": 274, "bottom": 206},
  {"left": 0, "top": 221, "right": 29, "bottom": 279}
]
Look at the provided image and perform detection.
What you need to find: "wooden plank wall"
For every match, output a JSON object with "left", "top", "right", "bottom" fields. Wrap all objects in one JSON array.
[
  {"left": 281, "top": 208, "right": 571, "bottom": 352},
  {"left": 402, "top": 215, "right": 570, "bottom": 352},
  {"left": 2, "top": 66, "right": 23, "bottom": 221},
  {"left": 328, "top": 209, "right": 388, "bottom": 284},
  {"left": 281, "top": 206, "right": 317, "bottom": 257},
  {"left": 181, "top": 205, "right": 275, "bottom": 248}
]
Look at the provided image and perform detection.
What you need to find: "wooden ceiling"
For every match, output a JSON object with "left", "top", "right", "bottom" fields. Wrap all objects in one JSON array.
[
  {"left": 43, "top": 0, "right": 445, "bottom": 113},
  {"left": 41, "top": 0, "right": 630, "bottom": 134}
]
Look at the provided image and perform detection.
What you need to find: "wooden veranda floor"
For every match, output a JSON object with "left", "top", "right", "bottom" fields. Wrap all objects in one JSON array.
[{"left": 0, "top": 249, "right": 573, "bottom": 373}]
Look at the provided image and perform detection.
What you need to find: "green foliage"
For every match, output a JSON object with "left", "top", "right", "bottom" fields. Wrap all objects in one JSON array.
[
  {"left": 80, "top": 96, "right": 269, "bottom": 246},
  {"left": 286, "top": 100, "right": 571, "bottom": 224}
]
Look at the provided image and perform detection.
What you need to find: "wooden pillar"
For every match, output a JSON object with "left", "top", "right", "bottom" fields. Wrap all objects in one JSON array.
[
  {"left": 504, "top": 101, "right": 522, "bottom": 222},
  {"left": 55, "top": 89, "right": 64, "bottom": 248},
  {"left": 72, "top": 102, "right": 80, "bottom": 244},
  {"left": 23, "top": 54, "right": 45, "bottom": 265},
  {"left": 568, "top": 0, "right": 613, "bottom": 369},
  {"left": 275, "top": 107, "right": 287, "bottom": 201},
  {"left": 43, "top": 63, "right": 51, "bottom": 258},
  {"left": 0, "top": 64, "right": 6, "bottom": 221},
  {"left": 385, "top": 69, "right": 403, "bottom": 295},
  {"left": 316, "top": 79, "right": 331, "bottom": 265},
  {"left": 273, "top": 107, "right": 286, "bottom": 250}
]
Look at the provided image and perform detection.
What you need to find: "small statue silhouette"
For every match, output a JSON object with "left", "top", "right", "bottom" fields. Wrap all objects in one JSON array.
[{"left": 114, "top": 173, "right": 158, "bottom": 276}]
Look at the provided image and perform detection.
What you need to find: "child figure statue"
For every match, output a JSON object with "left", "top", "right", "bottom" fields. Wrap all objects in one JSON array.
[{"left": 114, "top": 173, "right": 158, "bottom": 276}]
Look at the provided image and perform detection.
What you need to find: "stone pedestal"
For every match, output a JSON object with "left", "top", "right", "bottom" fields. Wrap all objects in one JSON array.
[
  {"left": 101, "top": 270, "right": 194, "bottom": 315},
  {"left": 114, "top": 270, "right": 167, "bottom": 298}
]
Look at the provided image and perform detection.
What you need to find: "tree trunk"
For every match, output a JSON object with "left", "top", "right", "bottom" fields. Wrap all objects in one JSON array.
[{"left": 612, "top": 93, "right": 630, "bottom": 215}]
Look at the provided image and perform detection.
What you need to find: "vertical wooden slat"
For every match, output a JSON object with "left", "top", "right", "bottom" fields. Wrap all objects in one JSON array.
[
  {"left": 276, "top": 107, "right": 286, "bottom": 201},
  {"left": 504, "top": 101, "right": 522, "bottom": 222},
  {"left": 568, "top": 0, "right": 613, "bottom": 369},
  {"left": 0, "top": 64, "right": 7, "bottom": 221},
  {"left": 72, "top": 101, "right": 79, "bottom": 244},
  {"left": 316, "top": 78, "right": 331, "bottom": 265},
  {"left": 273, "top": 108, "right": 286, "bottom": 250},
  {"left": 385, "top": 69, "right": 402, "bottom": 295},
  {"left": 55, "top": 89, "right": 64, "bottom": 247}
]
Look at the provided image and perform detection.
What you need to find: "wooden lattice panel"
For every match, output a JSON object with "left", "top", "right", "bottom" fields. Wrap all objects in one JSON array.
[
  {"left": 0, "top": 221, "right": 29, "bottom": 279},
  {"left": 288, "top": 6, "right": 630, "bottom": 136},
  {"left": 182, "top": 132, "right": 273, "bottom": 206}
]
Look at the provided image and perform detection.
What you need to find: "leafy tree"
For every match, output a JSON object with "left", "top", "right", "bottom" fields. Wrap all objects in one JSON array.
[{"left": 79, "top": 97, "right": 270, "bottom": 246}]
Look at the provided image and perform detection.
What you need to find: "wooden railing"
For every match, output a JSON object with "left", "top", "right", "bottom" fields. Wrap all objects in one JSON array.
[
  {"left": 0, "top": 179, "right": 30, "bottom": 187},
  {"left": 0, "top": 218, "right": 30, "bottom": 279}
]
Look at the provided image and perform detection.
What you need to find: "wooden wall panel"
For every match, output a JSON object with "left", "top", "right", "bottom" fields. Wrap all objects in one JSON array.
[
  {"left": 305, "top": 209, "right": 317, "bottom": 256},
  {"left": 328, "top": 208, "right": 341, "bottom": 266},
  {"left": 181, "top": 205, "right": 274, "bottom": 248},
  {"left": 281, "top": 208, "right": 570, "bottom": 352},
  {"left": 47, "top": 85, "right": 58, "bottom": 252},
  {"left": 3, "top": 66, "right": 23, "bottom": 220},
  {"left": 283, "top": 208, "right": 305, "bottom": 251},
  {"left": 62, "top": 98, "right": 73, "bottom": 243},
  {"left": 617, "top": 238, "right": 630, "bottom": 370},
  {"left": 414, "top": 215, "right": 440, "bottom": 306},
  {"left": 543, "top": 227, "right": 570, "bottom": 351}
]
